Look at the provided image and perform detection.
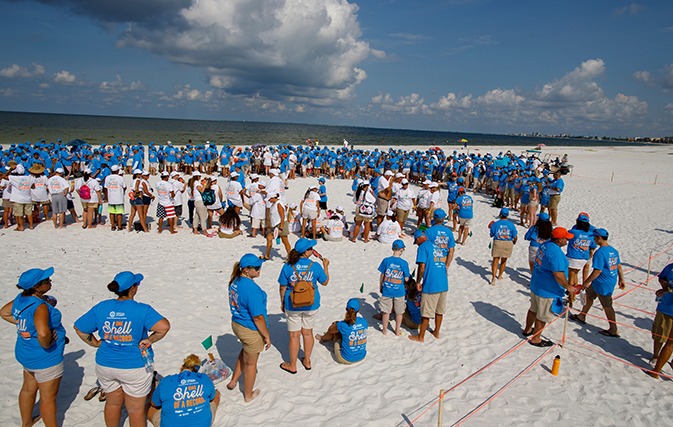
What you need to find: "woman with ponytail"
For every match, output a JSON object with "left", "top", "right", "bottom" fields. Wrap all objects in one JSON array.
[
  {"left": 315, "top": 298, "right": 368, "bottom": 365},
  {"left": 226, "top": 254, "right": 270, "bottom": 403},
  {"left": 148, "top": 354, "right": 221, "bottom": 426}
]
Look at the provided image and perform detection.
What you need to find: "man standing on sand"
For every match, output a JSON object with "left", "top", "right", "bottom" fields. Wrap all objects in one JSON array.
[
  {"left": 409, "top": 229, "right": 449, "bottom": 343},
  {"left": 489, "top": 208, "right": 518, "bottom": 285},
  {"left": 569, "top": 228, "right": 626, "bottom": 337},
  {"left": 454, "top": 187, "right": 473, "bottom": 245},
  {"left": 548, "top": 170, "right": 564, "bottom": 226},
  {"left": 155, "top": 171, "right": 177, "bottom": 234},
  {"left": 104, "top": 165, "right": 126, "bottom": 231},
  {"left": 523, "top": 227, "right": 578, "bottom": 347}
]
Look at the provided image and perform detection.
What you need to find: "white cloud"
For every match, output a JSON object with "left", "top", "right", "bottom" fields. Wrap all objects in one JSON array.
[
  {"left": 0, "top": 88, "right": 21, "bottom": 97},
  {"left": 39, "top": 83, "right": 51, "bottom": 89},
  {"left": 614, "top": 3, "right": 646, "bottom": 16},
  {"left": 633, "top": 63, "right": 673, "bottom": 93},
  {"left": 52, "top": 70, "right": 79, "bottom": 85},
  {"left": 99, "top": 74, "right": 147, "bottom": 92},
  {"left": 633, "top": 70, "right": 654, "bottom": 86},
  {"left": 375, "top": 93, "right": 432, "bottom": 115},
  {"left": 171, "top": 84, "right": 213, "bottom": 102},
  {"left": 0, "top": 63, "right": 45, "bottom": 78}
]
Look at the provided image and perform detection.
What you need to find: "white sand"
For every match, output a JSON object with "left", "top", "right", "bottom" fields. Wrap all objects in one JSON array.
[{"left": 1, "top": 144, "right": 673, "bottom": 426}]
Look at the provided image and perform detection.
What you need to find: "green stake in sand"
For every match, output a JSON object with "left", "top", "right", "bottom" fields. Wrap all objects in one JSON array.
[
  {"left": 201, "top": 335, "right": 213, "bottom": 350},
  {"left": 359, "top": 283, "right": 364, "bottom": 293}
]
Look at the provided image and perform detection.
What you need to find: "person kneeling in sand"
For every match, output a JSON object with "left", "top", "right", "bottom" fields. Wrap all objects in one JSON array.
[
  {"left": 148, "top": 354, "right": 220, "bottom": 426},
  {"left": 316, "top": 299, "right": 367, "bottom": 365}
]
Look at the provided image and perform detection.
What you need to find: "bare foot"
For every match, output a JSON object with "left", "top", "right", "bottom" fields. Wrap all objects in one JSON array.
[
  {"left": 314, "top": 334, "right": 324, "bottom": 342},
  {"left": 157, "top": 230, "right": 162, "bottom": 234},
  {"left": 244, "top": 389, "right": 260, "bottom": 403},
  {"left": 382, "top": 330, "right": 387, "bottom": 335},
  {"left": 170, "top": 230, "right": 178, "bottom": 234},
  {"left": 226, "top": 380, "right": 237, "bottom": 390},
  {"left": 646, "top": 370, "right": 660, "bottom": 379},
  {"left": 408, "top": 334, "right": 424, "bottom": 342},
  {"left": 29, "top": 415, "right": 42, "bottom": 426},
  {"left": 490, "top": 277, "right": 496, "bottom": 286},
  {"left": 14, "top": 228, "right": 23, "bottom": 231},
  {"left": 430, "top": 330, "right": 440, "bottom": 339}
]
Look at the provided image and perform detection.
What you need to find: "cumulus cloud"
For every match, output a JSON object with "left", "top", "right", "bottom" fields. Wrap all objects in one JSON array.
[
  {"left": 614, "top": 3, "right": 646, "bottom": 16},
  {"left": 99, "top": 74, "right": 147, "bottom": 92},
  {"left": 39, "top": 83, "right": 51, "bottom": 89},
  {"left": 0, "top": 63, "right": 45, "bottom": 78},
  {"left": 633, "top": 63, "right": 673, "bottom": 93},
  {"left": 171, "top": 84, "right": 213, "bottom": 102},
  {"left": 373, "top": 58, "right": 647, "bottom": 130},
  {"left": 52, "top": 70, "right": 79, "bottom": 85},
  {"left": 39, "top": 0, "right": 381, "bottom": 106},
  {"left": 0, "top": 88, "right": 21, "bottom": 97},
  {"left": 633, "top": 70, "right": 654, "bottom": 86}
]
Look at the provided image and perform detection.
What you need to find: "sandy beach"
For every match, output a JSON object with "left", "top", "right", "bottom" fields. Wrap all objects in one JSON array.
[{"left": 1, "top": 144, "right": 673, "bottom": 426}]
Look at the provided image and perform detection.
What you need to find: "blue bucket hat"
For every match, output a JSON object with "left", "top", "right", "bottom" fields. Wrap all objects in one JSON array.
[
  {"left": 240, "top": 253, "right": 265, "bottom": 269},
  {"left": 114, "top": 271, "right": 144, "bottom": 292},
  {"left": 18, "top": 267, "right": 54, "bottom": 290},
  {"left": 295, "top": 238, "right": 317, "bottom": 254},
  {"left": 346, "top": 298, "right": 360, "bottom": 312}
]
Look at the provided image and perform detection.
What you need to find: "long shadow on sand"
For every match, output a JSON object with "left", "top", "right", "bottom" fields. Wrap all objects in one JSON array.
[
  {"left": 471, "top": 301, "right": 523, "bottom": 337},
  {"left": 455, "top": 257, "right": 492, "bottom": 284},
  {"left": 54, "top": 349, "right": 85, "bottom": 426}
]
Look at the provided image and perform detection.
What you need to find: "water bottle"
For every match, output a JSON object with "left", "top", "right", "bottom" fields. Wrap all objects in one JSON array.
[
  {"left": 579, "top": 290, "right": 587, "bottom": 306},
  {"left": 141, "top": 348, "right": 154, "bottom": 369}
]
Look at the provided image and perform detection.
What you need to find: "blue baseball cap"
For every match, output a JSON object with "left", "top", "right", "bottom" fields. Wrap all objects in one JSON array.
[
  {"left": 240, "top": 253, "right": 265, "bottom": 269},
  {"left": 318, "top": 177, "right": 325, "bottom": 182},
  {"left": 500, "top": 208, "right": 510, "bottom": 218},
  {"left": 594, "top": 228, "right": 609, "bottom": 238},
  {"left": 577, "top": 213, "right": 590, "bottom": 222},
  {"left": 114, "top": 271, "right": 144, "bottom": 292},
  {"left": 433, "top": 209, "right": 447, "bottom": 220},
  {"left": 392, "top": 239, "right": 405, "bottom": 250},
  {"left": 537, "top": 212, "right": 550, "bottom": 221},
  {"left": 295, "top": 238, "right": 317, "bottom": 254},
  {"left": 346, "top": 298, "right": 360, "bottom": 312},
  {"left": 18, "top": 267, "right": 54, "bottom": 290},
  {"left": 413, "top": 229, "right": 425, "bottom": 243}
]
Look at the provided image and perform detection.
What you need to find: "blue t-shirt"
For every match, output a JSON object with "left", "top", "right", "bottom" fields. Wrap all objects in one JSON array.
[
  {"left": 405, "top": 293, "right": 422, "bottom": 325},
  {"left": 319, "top": 184, "right": 327, "bottom": 202},
  {"left": 416, "top": 240, "right": 448, "bottom": 294},
  {"left": 524, "top": 226, "right": 548, "bottom": 248},
  {"left": 278, "top": 258, "right": 327, "bottom": 311},
  {"left": 490, "top": 219, "right": 517, "bottom": 241},
  {"left": 551, "top": 178, "right": 564, "bottom": 193},
  {"left": 566, "top": 229, "right": 597, "bottom": 260},
  {"left": 455, "top": 194, "right": 473, "bottom": 219},
  {"left": 11, "top": 295, "right": 66, "bottom": 370},
  {"left": 151, "top": 370, "right": 216, "bottom": 427},
  {"left": 229, "top": 276, "right": 267, "bottom": 331},
  {"left": 337, "top": 317, "right": 368, "bottom": 362},
  {"left": 657, "top": 269, "right": 673, "bottom": 316},
  {"left": 424, "top": 224, "right": 456, "bottom": 258},
  {"left": 74, "top": 299, "right": 165, "bottom": 369},
  {"left": 657, "top": 263, "right": 673, "bottom": 281},
  {"left": 378, "top": 256, "right": 410, "bottom": 298},
  {"left": 590, "top": 245, "right": 621, "bottom": 296},
  {"left": 530, "top": 241, "right": 569, "bottom": 299}
]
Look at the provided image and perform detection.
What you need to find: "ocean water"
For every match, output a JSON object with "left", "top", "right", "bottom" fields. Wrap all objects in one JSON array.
[{"left": 0, "top": 111, "right": 640, "bottom": 148}]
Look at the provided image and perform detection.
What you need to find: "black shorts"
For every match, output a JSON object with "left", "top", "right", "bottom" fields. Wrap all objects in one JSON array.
[
  {"left": 319, "top": 201, "right": 327, "bottom": 210},
  {"left": 174, "top": 205, "right": 183, "bottom": 216}
]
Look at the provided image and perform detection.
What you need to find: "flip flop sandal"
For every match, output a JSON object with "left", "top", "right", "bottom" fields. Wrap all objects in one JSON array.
[
  {"left": 522, "top": 329, "right": 535, "bottom": 337},
  {"left": 569, "top": 314, "right": 586, "bottom": 325},
  {"left": 301, "top": 357, "right": 312, "bottom": 371},
  {"left": 84, "top": 386, "right": 101, "bottom": 401},
  {"left": 529, "top": 339, "right": 554, "bottom": 347},
  {"left": 598, "top": 330, "right": 620, "bottom": 338},
  {"left": 279, "top": 363, "right": 297, "bottom": 374},
  {"left": 98, "top": 392, "right": 107, "bottom": 402}
]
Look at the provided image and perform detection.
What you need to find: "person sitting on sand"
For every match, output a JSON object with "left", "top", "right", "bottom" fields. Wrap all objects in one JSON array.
[
  {"left": 375, "top": 210, "right": 402, "bottom": 244},
  {"left": 218, "top": 206, "right": 244, "bottom": 238},
  {"left": 148, "top": 354, "right": 220, "bottom": 426},
  {"left": 321, "top": 212, "right": 344, "bottom": 242},
  {"left": 316, "top": 298, "right": 367, "bottom": 365}
]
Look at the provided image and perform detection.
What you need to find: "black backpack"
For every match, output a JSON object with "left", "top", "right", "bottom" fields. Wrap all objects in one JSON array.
[{"left": 201, "top": 189, "right": 216, "bottom": 206}]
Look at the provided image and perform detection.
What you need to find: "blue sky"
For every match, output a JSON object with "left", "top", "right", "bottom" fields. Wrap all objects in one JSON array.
[{"left": 0, "top": 0, "right": 671, "bottom": 137}]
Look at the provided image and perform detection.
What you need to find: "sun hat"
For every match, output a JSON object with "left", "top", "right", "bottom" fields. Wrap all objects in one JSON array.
[
  {"left": 500, "top": 208, "right": 510, "bottom": 218},
  {"left": 594, "top": 228, "right": 609, "bottom": 238},
  {"left": 239, "top": 253, "right": 265, "bottom": 269},
  {"left": 230, "top": 171, "right": 239, "bottom": 177},
  {"left": 295, "top": 238, "right": 317, "bottom": 254},
  {"left": 335, "top": 205, "right": 343, "bottom": 211},
  {"left": 133, "top": 168, "right": 142, "bottom": 175},
  {"left": 346, "top": 298, "right": 360, "bottom": 312},
  {"left": 18, "top": 267, "right": 54, "bottom": 290},
  {"left": 551, "top": 227, "right": 574, "bottom": 240},
  {"left": 28, "top": 164, "right": 45, "bottom": 174},
  {"left": 392, "top": 239, "right": 405, "bottom": 250},
  {"left": 170, "top": 171, "right": 179, "bottom": 177},
  {"left": 113, "top": 271, "right": 144, "bottom": 292},
  {"left": 250, "top": 173, "right": 259, "bottom": 180},
  {"left": 192, "top": 171, "right": 202, "bottom": 177},
  {"left": 142, "top": 170, "right": 150, "bottom": 176},
  {"left": 385, "top": 210, "right": 394, "bottom": 216}
]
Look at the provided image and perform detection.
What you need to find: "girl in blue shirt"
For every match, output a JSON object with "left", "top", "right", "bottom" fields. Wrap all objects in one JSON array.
[
  {"left": 316, "top": 299, "right": 367, "bottom": 365},
  {"left": 1, "top": 267, "right": 65, "bottom": 427},
  {"left": 226, "top": 254, "right": 270, "bottom": 403},
  {"left": 74, "top": 272, "right": 170, "bottom": 427},
  {"left": 524, "top": 213, "right": 552, "bottom": 272}
]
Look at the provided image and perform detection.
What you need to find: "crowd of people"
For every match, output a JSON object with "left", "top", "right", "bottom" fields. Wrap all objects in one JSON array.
[{"left": 3, "top": 139, "right": 673, "bottom": 427}]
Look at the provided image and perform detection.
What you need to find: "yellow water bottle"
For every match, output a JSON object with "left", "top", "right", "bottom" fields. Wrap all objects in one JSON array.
[{"left": 551, "top": 355, "right": 561, "bottom": 376}]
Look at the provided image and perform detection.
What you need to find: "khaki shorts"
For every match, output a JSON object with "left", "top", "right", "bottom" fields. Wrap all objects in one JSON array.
[
  {"left": 285, "top": 309, "right": 318, "bottom": 332},
  {"left": 459, "top": 217, "right": 472, "bottom": 227},
  {"left": 528, "top": 200, "right": 539, "bottom": 207},
  {"left": 151, "top": 401, "right": 218, "bottom": 427},
  {"left": 232, "top": 321, "right": 265, "bottom": 354},
  {"left": 586, "top": 285, "right": 613, "bottom": 309},
  {"left": 548, "top": 194, "right": 561, "bottom": 209},
  {"left": 529, "top": 292, "right": 556, "bottom": 323},
  {"left": 354, "top": 211, "right": 373, "bottom": 223},
  {"left": 395, "top": 208, "right": 409, "bottom": 224},
  {"left": 279, "top": 221, "right": 290, "bottom": 237},
  {"left": 13, "top": 202, "right": 33, "bottom": 216},
  {"left": 302, "top": 207, "right": 318, "bottom": 220},
  {"left": 420, "top": 291, "right": 447, "bottom": 318},
  {"left": 652, "top": 311, "right": 673, "bottom": 344},
  {"left": 334, "top": 337, "right": 364, "bottom": 365},
  {"left": 251, "top": 217, "right": 266, "bottom": 229},
  {"left": 81, "top": 202, "right": 99, "bottom": 210},
  {"left": 376, "top": 197, "right": 390, "bottom": 216},
  {"left": 379, "top": 296, "right": 405, "bottom": 314},
  {"left": 492, "top": 239, "right": 513, "bottom": 258},
  {"left": 96, "top": 365, "right": 153, "bottom": 397},
  {"left": 24, "top": 361, "right": 64, "bottom": 383}
]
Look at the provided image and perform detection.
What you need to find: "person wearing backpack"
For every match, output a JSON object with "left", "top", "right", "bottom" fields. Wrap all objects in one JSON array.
[
  {"left": 75, "top": 168, "right": 102, "bottom": 229},
  {"left": 277, "top": 238, "right": 329, "bottom": 374}
]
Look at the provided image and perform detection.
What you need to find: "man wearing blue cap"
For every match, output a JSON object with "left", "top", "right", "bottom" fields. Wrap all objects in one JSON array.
[
  {"left": 489, "top": 208, "right": 518, "bottom": 286},
  {"left": 409, "top": 229, "right": 448, "bottom": 343},
  {"left": 377, "top": 239, "right": 411, "bottom": 336},
  {"left": 570, "top": 228, "right": 625, "bottom": 337},
  {"left": 425, "top": 208, "right": 456, "bottom": 268}
]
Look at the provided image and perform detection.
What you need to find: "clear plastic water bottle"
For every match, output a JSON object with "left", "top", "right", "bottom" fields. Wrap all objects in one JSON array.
[
  {"left": 579, "top": 290, "right": 587, "bottom": 306},
  {"left": 141, "top": 348, "right": 154, "bottom": 369}
]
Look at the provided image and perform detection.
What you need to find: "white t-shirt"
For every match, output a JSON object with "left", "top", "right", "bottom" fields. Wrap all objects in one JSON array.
[
  {"left": 170, "top": 179, "right": 184, "bottom": 206},
  {"left": 225, "top": 180, "right": 243, "bottom": 207},
  {"left": 266, "top": 176, "right": 286, "bottom": 205},
  {"left": 31, "top": 176, "right": 49, "bottom": 202},
  {"left": 289, "top": 212, "right": 301, "bottom": 233},
  {"left": 377, "top": 176, "right": 390, "bottom": 195},
  {"left": 104, "top": 174, "right": 126, "bottom": 205},
  {"left": 155, "top": 180, "right": 174, "bottom": 207},
  {"left": 326, "top": 218, "right": 344, "bottom": 238},
  {"left": 47, "top": 176, "right": 69, "bottom": 196},
  {"left": 219, "top": 222, "right": 244, "bottom": 235},
  {"left": 302, "top": 190, "right": 319, "bottom": 212},
  {"left": 1, "top": 178, "right": 12, "bottom": 199},
  {"left": 377, "top": 219, "right": 401, "bottom": 244},
  {"left": 430, "top": 190, "right": 442, "bottom": 209},
  {"left": 249, "top": 193, "right": 265, "bottom": 219},
  {"left": 395, "top": 187, "right": 415, "bottom": 211},
  {"left": 75, "top": 177, "right": 101, "bottom": 203},
  {"left": 268, "top": 200, "right": 282, "bottom": 227},
  {"left": 417, "top": 189, "right": 431, "bottom": 209},
  {"left": 9, "top": 175, "right": 36, "bottom": 204},
  {"left": 263, "top": 152, "right": 273, "bottom": 166}
]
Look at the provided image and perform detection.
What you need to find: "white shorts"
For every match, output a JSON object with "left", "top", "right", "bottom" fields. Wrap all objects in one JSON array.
[
  {"left": 281, "top": 172, "right": 288, "bottom": 180},
  {"left": 528, "top": 246, "right": 539, "bottom": 263},
  {"left": 459, "top": 217, "right": 472, "bottom": 227},
  {"left": 24, "top": 362, "right": 64, "bottom": 383},
  {"left": 96, "top": 364, "right": 153, "bottom": 397},
  {"left": 302, "top": 208, "right": 318, "bottom": 220},
  {"left": 568, "top": 257, "right": 588, "bottom": 270},
  {"left": 251, "top": 217, "right": 266, "bottom": 229},
  {"left": 285, "top": 309, "right": 318, "bottom": 332}
]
